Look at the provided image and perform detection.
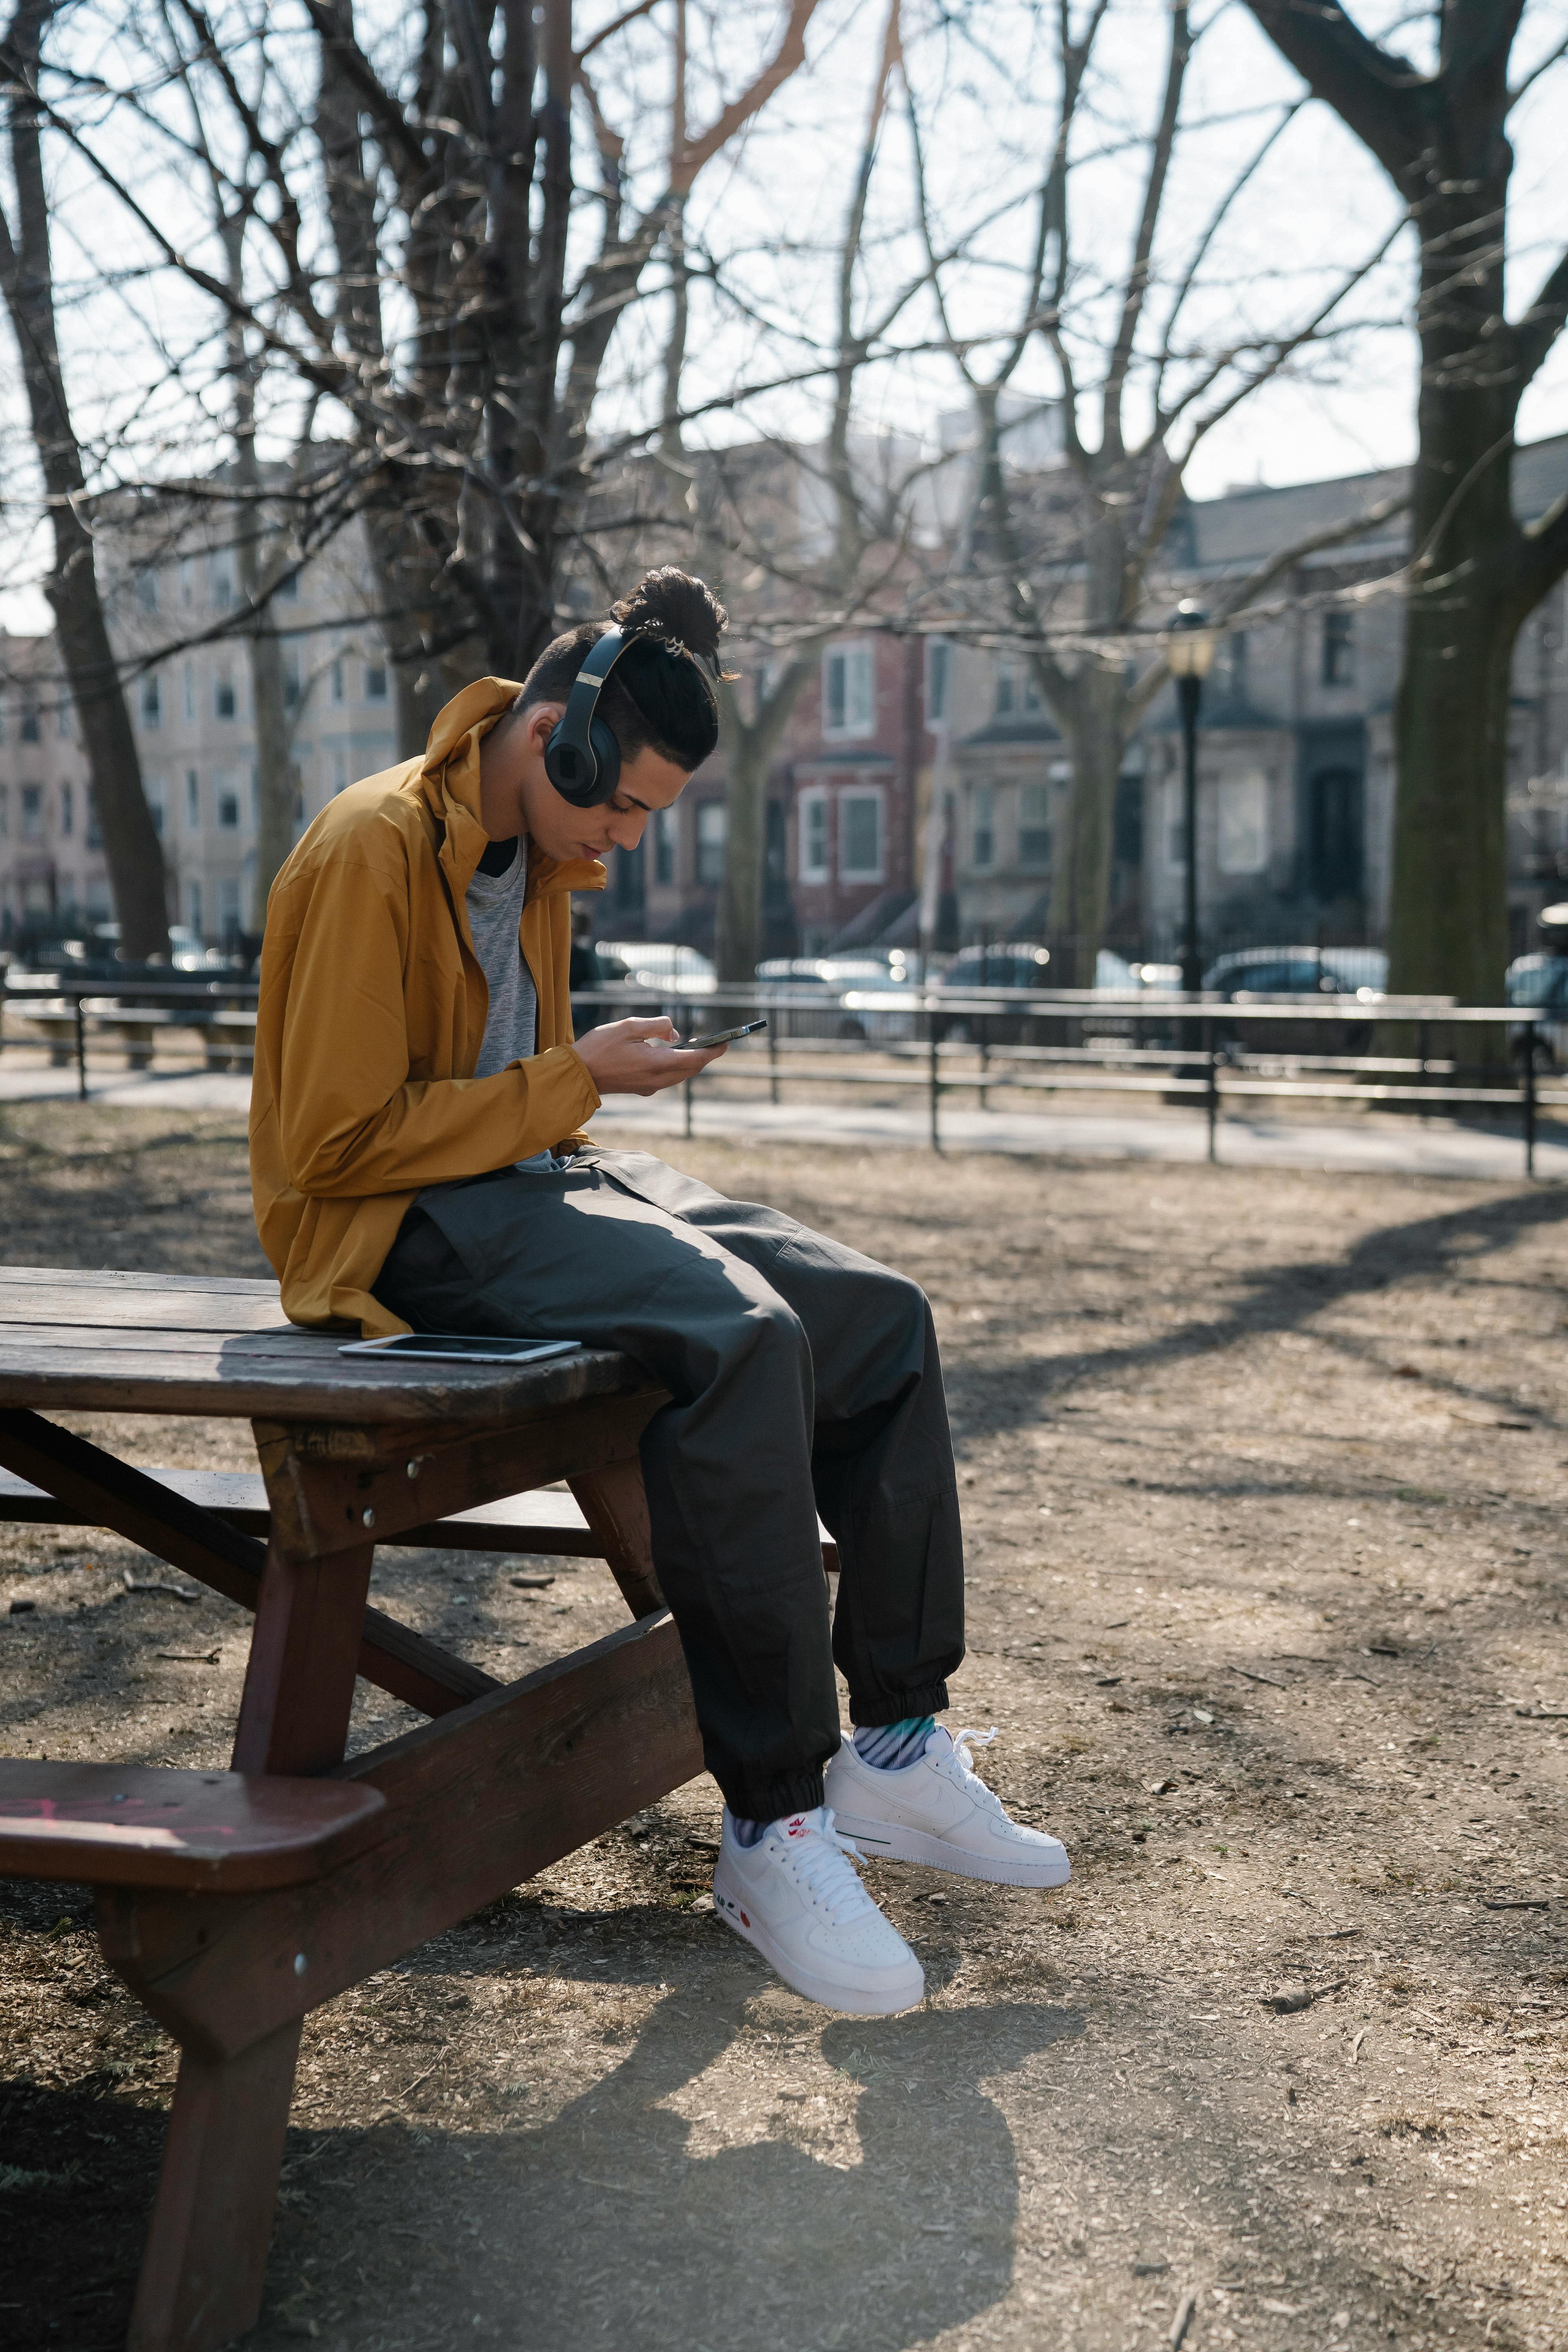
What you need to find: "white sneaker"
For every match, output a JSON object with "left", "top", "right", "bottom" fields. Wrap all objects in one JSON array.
[
  {"left": 824, "top": 1726, "right": 1072, "bottom": 1889},
  {"left": 712, "top": 1806, "right": 926, "bottom": 2016}
]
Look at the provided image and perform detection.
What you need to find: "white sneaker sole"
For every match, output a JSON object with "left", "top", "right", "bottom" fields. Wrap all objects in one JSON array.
[
  {"left": 826, "top": 1806, "right": 1072, "bottom": 1889},
  {"left": 711, "top": 1862, "right": 926, "bottom": 2016}
]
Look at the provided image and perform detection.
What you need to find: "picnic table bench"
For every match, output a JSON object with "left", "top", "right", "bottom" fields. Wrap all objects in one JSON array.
[{"left": 0, "top": 1265, "right": 724, "bottom": 2352}]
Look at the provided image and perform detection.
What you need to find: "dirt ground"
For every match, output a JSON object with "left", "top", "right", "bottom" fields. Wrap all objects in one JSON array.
[{"left": 2, "top": 1099, "right": 1566, "bottom": 2352}]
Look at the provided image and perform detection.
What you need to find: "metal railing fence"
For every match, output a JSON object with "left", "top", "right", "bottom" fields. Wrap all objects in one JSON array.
[{"left": 0, "top": 973, "right": 1555, "bottom": 1175}]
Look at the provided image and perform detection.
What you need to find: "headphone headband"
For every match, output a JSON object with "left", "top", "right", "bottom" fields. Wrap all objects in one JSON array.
[{"left": 543, "top": 623, "right": 719, "bottom": 808}]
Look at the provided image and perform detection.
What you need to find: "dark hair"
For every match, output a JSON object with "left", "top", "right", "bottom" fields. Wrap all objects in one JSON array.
[{"left": 518, "top": 567, "right": 727, "bottom": 773}]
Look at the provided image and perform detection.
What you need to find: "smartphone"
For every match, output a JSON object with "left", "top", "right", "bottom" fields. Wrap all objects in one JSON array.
[
  {"left": 339, "top": 1334, "right": 582, "bottom": 1364},
  {"left": 686, "top": 1018, "right": 769, "bottom": 1049}
]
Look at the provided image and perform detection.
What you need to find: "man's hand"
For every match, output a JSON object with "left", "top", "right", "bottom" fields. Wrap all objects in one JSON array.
[{"left": 574, "top": 1016, "right": 727, "bottom": 1098}]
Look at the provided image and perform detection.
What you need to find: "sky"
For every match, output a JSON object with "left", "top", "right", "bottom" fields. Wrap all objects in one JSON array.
[{"left": 0, "top": 0, "right": 1564, "bottom": 636}]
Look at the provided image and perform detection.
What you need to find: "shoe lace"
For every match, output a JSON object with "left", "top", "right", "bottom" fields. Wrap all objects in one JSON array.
[
  {"left": 780, "top": 1808, "right": 878, "bottom": 1920},
  {"left": 946, "top": 1726, "right": 1006, "bottom": 1814}
]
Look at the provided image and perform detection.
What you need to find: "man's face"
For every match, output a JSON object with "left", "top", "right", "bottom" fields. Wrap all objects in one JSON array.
[{"left": 496, "top": 702, "right": 691, "bottom": 865}]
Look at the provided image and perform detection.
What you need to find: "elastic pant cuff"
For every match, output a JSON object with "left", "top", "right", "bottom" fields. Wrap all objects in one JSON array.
[
  {"left": 845, "top": 1681, "right": 951, "bottom": 1731},
  {"left": 722, "top": 1766, "right": 827, "bottom": 1824}
]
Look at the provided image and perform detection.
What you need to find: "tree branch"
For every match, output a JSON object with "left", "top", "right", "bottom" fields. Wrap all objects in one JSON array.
[{"left": 1241, "top": 0, "right": 1428, "bottom": 181}]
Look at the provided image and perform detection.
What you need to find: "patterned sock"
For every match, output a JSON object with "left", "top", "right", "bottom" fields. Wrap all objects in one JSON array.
[
  {"left": 728, "top": 1811, "right": 768, "bottom": 1849},
  {"left": 853, "top": 1716, "right": 936, "bottom": 1771}
]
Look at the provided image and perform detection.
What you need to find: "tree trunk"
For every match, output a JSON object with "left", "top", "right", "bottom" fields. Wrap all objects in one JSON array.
[
  {"left": 715, "top": 726, "right": 768, "bottom": 984},
  {"left": 1385, "top": 171, "right": 1520, "bottom": 1003},
  {"left": 714, "top": 655, "right": 813, "bottom": 984},
  {"left": 1045, "top": 661, "right": 1128, "bottom": 989},
  {"left": 0, "top": 0, "right": 167, "bottom": 960}
]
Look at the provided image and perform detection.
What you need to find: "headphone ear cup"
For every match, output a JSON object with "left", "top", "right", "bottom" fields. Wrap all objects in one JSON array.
[
  {"left": 586, "top": 713, "right": 621, "bottom": 804},
  {"left": 545, "top": 716, "right": 596, "bottom": 806}
]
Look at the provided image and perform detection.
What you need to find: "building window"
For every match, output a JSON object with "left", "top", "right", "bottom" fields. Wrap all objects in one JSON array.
[
  {"left": 1218, "top": 772, "right": 1269, "bottom": 875},
  {"left": 995, "top": 665, "right": 1015, "bottom": 718},
  {"left": 330, "top": 651, "right": 345, "bottom": 704},
  {"left": 798, "top": 788, "right": 829, "bottom": 883},
  {"left": 365, "top": 655, "right": 388, "bottom": 702},
  {"left": 134, "top": 569, "right": 158, "bottom": 613},
  {"left": 180, "top": 557, "right": 195, "bottom": 608},
  {"left": 183, "top": 662, "right": 196, "bottom": 722},
  {"left": 20, "top": 784, "right": 42, "bottom": 841},
  {"left": 212, "top": 558, "right": 236, "bottom": 610},
  {"left": 20, "top": 702, "right": 40, "bottom": 743},
  {"left": 1322, "top": 609, "right": 1355, "bottom": 686},
  {"left": 86, "top": 788, "right": 101, "bottom": 848},
  {"left": 926, "top": 638, "right": 951, "bottom": 729},
  {"left": 653, "top": 804, "right": 677, "bottom": 886},
  {"left": 971, "top": 783, "right": 995, "bottom": 869},
  {"left": 214, "top": 667, "right": 237, "bottom": 721},
  {"left": 284, "top": 650, "right": 302, "bottom": 710},
  {"left": 218, "top": 877, "right": 242, "bottom": 935},
  {"left": 140, "top": 673, "right": 162, "bottom": 729},
  {"left": 839, "top": 788, "right": 884, "bottom": 882},
  {"left": 185, "top": 769, "right": 200, "bottom": 829},
  {"left": 59, "top": 781, "right": 73, "bottom": 837},
  {"left": 187, "top": 878, "right": 202, "bottom": 935},
  {"left": 696, "top": 800, "right": 727, "bottom": 886},
  {"left": 276, "top": 565, "right": 299, "bottom": 602},
  {"left": 1019, "top": 782, "right": 1051, "bottom": 867},
  {"left": 822, "top": 641, "right": 874, "bottom": 738},
  {"left": 56, "top": 698, "right": 71, "bottom": 739},
  {"left": 146, "top": 777, "right": 166, "bottom": 838},
  {"left": 217, "top": 781, "right": 241, "bottom": 830}
]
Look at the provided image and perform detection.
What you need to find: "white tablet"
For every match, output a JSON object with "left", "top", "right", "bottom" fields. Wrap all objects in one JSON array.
[{"left": 338, "top": 1334, "right": 582, "bottom": 1364}]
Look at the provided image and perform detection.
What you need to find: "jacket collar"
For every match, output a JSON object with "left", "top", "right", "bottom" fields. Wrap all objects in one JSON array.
[{"left": 416, "top": 677, "right": 606, "bottom": 906}]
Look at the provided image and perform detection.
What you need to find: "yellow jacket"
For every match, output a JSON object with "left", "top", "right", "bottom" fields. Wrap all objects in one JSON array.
[{"left": 250, "top": 678, "right": 604, "bottom": 1334}]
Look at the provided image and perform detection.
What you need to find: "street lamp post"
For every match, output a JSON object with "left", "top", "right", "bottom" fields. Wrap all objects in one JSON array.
[{"left": 1166, "top": 600, "right": 1218, "bottom": 995}]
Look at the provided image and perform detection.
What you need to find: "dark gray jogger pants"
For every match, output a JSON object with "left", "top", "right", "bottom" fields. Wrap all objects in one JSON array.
[{"left": 372, "top": 1147, "right": 965, "bottom": 1820}]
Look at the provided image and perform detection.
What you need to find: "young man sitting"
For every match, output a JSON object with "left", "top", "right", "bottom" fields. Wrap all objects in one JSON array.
[{"left": 251, "top": 567, "right": 1070, "bottom": 2017}]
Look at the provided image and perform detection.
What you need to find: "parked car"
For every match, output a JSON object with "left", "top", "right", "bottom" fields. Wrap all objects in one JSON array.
[
  {"left": 1201, "top": 945, "right": 1388, "bottom": 998},
  {"left": 938, "top": 942, "right": 1052, "bottom": 996},
  {"left": 1506, "top": 953, "right": 1568, "bottom": 1064},
  {"left": 756, "top": 956, "right": 919, "bottom": 1040},
  {"left": 594, "top": 940, "right": 716, "bottom": 997}
]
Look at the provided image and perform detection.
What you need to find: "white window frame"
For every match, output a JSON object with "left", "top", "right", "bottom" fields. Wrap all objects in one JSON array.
[
  {"left": 695, "top": 799, "right": 727, "bottom": 886},
  {"left": 925, "top": 637, "right": 951, "bottom": 730},
  {"left": 797, "top": 785, "right": 830, "bottom": 883},
  {"left": 822, "top": 639, "right": 875, "bottom": 739},
  {"left": 838, "top": 784, "right": 886, "bottom": 884}
]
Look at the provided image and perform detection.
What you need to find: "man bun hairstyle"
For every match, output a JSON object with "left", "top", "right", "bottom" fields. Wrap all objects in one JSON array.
[{"left": 519, "top": 566, "right": 728, "bottom": 775}]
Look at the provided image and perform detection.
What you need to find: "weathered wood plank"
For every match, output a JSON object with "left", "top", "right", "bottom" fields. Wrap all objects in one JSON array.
[
  {"left": 0, "top": 1464, "right": 607, "bottom": 1550},
  {"left": 0, "top": 1290, "right": 292, "bottom": 1334},
  {"left": 0, "top": 1761, "right": 386, "bottom": 1891},
  {"left": 0, "top": 1266, "right": 279, "bottom": 1298},
  {"left": 0, "top": 1335, "right": 649, "bottom": 1425},
  {"left": 96, "top": 1611, "right": 703, "bottom": 2062}
]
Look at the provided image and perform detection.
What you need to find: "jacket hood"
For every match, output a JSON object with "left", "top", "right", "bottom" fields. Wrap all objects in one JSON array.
[{"left": 416, "top": 675, "right": 604, "bottom": 903}]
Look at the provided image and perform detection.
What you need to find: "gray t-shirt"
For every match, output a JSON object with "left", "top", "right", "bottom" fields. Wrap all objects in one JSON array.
[
  {"left": 465, "top": 835, "right": 538, "bottom": 1075},
  {"left": 433, "top": 834, "right": 559, "bottom": 1181}
]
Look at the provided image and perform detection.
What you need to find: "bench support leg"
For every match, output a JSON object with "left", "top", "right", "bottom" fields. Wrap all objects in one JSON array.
[
  {"left": 568, "top": 1459, "right": 663, "bottom": 1619},
  {"left": 128, "top": 2021, "right": 303, "bottom": 2352},
  {"left": 232, "top": 1539, "right": 374, "bottom": 1777},
  {"left": 128, "top": 1537, "right": 372, "bottom": 2349}
]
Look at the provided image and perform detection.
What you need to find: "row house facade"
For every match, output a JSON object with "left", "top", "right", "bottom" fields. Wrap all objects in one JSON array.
[
  {"left": 7, "top": 434, "right": 1567, "bottom": 966},
  {"left": 0, "top": 513, "right": 396, "bottom": 946}
]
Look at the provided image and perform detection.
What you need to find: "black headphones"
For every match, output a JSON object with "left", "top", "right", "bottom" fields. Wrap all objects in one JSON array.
[{"left": 543, "top": 626, "right": 719, "bottom": 808}]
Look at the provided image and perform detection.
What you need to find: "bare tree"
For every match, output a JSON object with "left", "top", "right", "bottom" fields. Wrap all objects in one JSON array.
[
  {"left": 710, "top": 0, "right": 915, "bottom": 985},
  {"left": 915, "top": 0, "right": 1399, "bottom": 984},
  {"left": 0, "top": 0, "right": 168, "bottom": 959},
  {"left": 1244, "top": 0, "right": 1568, "bottom": 999}
]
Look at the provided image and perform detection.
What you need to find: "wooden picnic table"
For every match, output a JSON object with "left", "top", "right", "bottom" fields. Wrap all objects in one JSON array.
[{"left": 0, "top": 1265, "right": 704, "bottom": 2352}]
